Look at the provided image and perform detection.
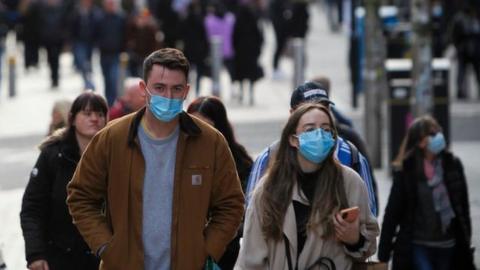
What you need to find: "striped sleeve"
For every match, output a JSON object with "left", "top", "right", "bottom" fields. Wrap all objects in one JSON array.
[
  {"left": 358, "top": 153, "right": 378, "bottom": 216},
  {"left": 245, "top": 147, "right": 270, "bottom": 206}
]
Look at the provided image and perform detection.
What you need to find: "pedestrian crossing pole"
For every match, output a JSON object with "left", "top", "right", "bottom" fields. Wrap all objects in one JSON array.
[
  {"left": 118, "top": 52, "right": 129, "bottom": 97},
  {"left": 292, "top": 38, "right": 305, "bottom": 89},
  {"left": 210, "top": 36, "right": 222, "bottom": 97},
  {"left": 8, "top": 55, "right": 16, "bottom": 98}
]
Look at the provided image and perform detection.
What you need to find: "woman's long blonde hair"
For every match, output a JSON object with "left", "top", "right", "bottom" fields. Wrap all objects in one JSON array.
[{"left": 255, "top": 103, "right": 348, "bottom": 241}]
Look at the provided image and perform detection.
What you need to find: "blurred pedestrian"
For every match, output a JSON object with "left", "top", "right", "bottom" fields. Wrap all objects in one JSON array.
[
  {"left": 18, "top": 0, "right": 41, "bottom": 70},
  {"left": 378, "top": 115, "right": 476, "bottom": 270},
  {"left": 47, "top": 99, "right": 72, "bottom": 136},
  {"left": 109, "top": 77, "right": 146, "bottom": 120},
  {"left": 66, "top": 48, "right": 244, "bottom": 269},
  {"left": 181, "top": 1, "right": 209, "bottom": 96},
  {"left": 150, "top": 0, "right": 181, "bottom": 48},
  {"left": 450, "top": 2, "right": 480, "bottom": 99},
  {"left": 232, "top": 0, "right": 264, "bottom": 105},
  {"left": 71, "top": 0, "right": 102, "bottom": 90},
  {"left": 245, "top": 81, "right": 378, "bottom": 217},
  {"left": 20, "top": 91, "right": 108, "bottom": 270},
  {"left": 325, "top": 0, "right": 341, "bottom": 32},
  {"left": 96, "top": 0, "right": 127, "bottom": 106},
  {"left": 37, "top": 0, "right": 69, "bottom": 88},
  {"left": 187, "top": 95, "right": 253, "bottom": 269},
  {"left": 289, "top": 0, "right": 310, "bottom": 39},
  {"left": 431, "top": 0, "right": 447, "bottom": 58},
  {"left": 125, "top": 7, "right": 162, "bottom": 77},
  {"left": 235, "top": 103, "right": 379, "bottom": 269},
  {"left": 204, "top": 0, "right": 236, "bottom": 81},
  {"left": 269, "top": 0, "right": 290, "bottom": 79}
]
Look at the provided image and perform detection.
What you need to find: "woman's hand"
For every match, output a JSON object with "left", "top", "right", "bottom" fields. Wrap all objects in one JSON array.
[
  {"left": 333, "top": 213, "right": 360, "bottom": 245},
  {"left": 28, "top": 259, "right": 49, "bottom": 270}
]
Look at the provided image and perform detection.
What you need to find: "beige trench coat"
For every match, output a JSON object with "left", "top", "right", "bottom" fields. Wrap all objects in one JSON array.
[{"left": 235, "top": 165, "right": 379, "bottom": 270}]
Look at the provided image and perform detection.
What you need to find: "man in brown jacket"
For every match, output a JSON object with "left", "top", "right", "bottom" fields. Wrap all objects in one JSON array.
[{"left": 67, "top": 48, "right": 244, "bottom": 270}]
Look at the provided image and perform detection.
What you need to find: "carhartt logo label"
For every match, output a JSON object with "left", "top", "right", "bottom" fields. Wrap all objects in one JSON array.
[{"left": 192, "top": 175, "right": 202, "bottom": 185}]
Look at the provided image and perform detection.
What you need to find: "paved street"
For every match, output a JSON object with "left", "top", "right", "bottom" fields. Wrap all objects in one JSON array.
[{"left": 1, "top": 2, "right": 480, "bottom": 269}]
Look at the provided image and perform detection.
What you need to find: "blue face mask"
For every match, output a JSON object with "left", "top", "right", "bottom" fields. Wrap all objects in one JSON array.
[
  {"left": 146, "top": 88, "right": 184, "bottom": 122},
  {"left": 296, "top": 128, "right": 336, "bottom": 164},
  {"left": 427, "top": 132, "right": 446, "bottom": 155}
]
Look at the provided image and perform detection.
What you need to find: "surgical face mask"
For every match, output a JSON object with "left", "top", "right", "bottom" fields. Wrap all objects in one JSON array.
[
  {"left": 427, "top": 132, "right": 446, "bottom": 155},
  {"left": 295, "top": 128, "right": 336, "bottom": 164},
  {"left": 146, "top": 88, "right": 184, "bottom": 122}
]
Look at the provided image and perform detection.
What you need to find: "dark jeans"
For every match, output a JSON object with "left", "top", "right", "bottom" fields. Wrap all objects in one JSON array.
[
  {"left": 412, "top": 244, "right": 454, "bottom": 270},
  {"left": 192, "top": 62, "right": 207, "bottom": 96},
  {"left": 271, "top": 18, "right": 289, "bottom": 70},
  {"left": 24, "top": 40, "right": 39, "bottom": 69},
  {"left": 45, "top": 42, "right": 62, "bottom": 87},
  {"left": 100, "top": 53, "right": 120, "bottom": 106},
  {"left": 73, "top": 41, "right": 95, "bottom": 90}
]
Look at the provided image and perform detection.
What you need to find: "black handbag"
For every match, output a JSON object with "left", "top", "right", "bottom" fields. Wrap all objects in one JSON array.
[{"left": 283, "top": 234, "right": 336, "bottom": 270}]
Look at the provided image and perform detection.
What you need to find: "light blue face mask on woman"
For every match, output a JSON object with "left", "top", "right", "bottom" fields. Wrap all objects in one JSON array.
[
  {"left": 296, "top": 128, "right": 336, "bottom": 164},
  {"left": 428, "top": 132, "right": 446, "bottom": 155},
  {"left": 146, "top": 88, "right": 184, "bottom": 122}
]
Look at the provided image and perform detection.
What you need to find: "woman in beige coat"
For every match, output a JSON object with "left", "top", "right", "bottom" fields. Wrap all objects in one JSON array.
[{"left": 235, "top": 103, "right": 379, "bottom": 270}]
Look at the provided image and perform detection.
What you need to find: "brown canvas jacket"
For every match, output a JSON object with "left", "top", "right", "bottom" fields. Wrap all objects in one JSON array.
[{"left": 67, "top": 109, "right": 245, "bottom": 269}]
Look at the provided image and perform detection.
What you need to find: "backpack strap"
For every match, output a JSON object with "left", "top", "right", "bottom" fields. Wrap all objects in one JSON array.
[{"left": 346, "top": 140, "right": 360, "bottom": 174}]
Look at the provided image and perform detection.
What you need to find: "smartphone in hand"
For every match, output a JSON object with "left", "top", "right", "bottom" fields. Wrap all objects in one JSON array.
[{"left": 340, "top": 206, "right": 359, "bottom": 223}]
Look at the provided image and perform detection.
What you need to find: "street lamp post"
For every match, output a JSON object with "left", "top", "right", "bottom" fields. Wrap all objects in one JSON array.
[
  {"left": 364, "top": 0, "right": 386, "bottom": 168},
  {"left": 411, "top": 0, "right": 433, "bottom": 116}
]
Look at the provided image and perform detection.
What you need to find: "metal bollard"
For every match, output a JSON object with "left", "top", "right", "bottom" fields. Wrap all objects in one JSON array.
[
  {"left": 118, "top": 52, "right": 129, "bottom": 97},
  {"left": 292, "top": 38, "right": 305, "bottom": 89},
  {"left": 210, "top": 36, "right": 222, "bottom": 97},
  {"left": 8, "top": 55, "right": 16, "bottom": 98}
]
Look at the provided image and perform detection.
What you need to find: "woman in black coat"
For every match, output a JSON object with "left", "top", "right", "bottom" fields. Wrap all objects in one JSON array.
[
  {"left": 378, "top": 115, "right": 475, "bottom": 270},
  {"left": 20, "top": 91, "right": 108, "bottom": 270},
  {"left": 232, "top": 0, "right": 264, "bottom": 105}
]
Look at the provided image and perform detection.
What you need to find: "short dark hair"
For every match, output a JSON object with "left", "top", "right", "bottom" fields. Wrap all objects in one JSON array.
[{"left": 143, "top": 48, "right": 190, "bottom": 82}]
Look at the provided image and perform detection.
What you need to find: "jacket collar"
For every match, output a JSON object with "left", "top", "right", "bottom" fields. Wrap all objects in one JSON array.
[
  {"left": 292, "top": 181, "right": 310, "bottom": 205},
  {"left": 127, "top": 108, "right": 202, "bottom": 147}
]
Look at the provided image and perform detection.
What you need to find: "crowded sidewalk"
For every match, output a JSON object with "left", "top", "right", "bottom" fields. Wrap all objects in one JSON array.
[{"left": 1, "top": 1, "right": 480, "bottom": 269}]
